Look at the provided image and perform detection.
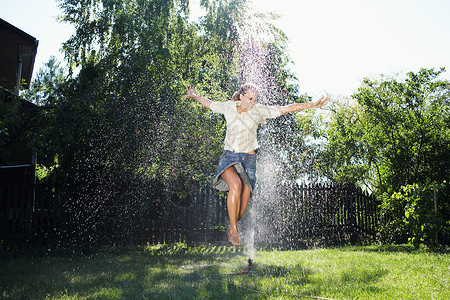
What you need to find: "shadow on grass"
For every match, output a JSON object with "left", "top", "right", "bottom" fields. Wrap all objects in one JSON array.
[
  {"left": 237, "top": 260, "right": 387, "bottom": 299},
  {"left": 0, "top": 244, "right": 394, "bottom": 299},
  {"left": 0, "top": 245, "right": 255, "bottom": 299}
]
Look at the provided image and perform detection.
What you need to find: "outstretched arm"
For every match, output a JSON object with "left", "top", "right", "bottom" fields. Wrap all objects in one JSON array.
[
  {"left": 182, "top": 85, "right": 212, "bottom": 109},
  {"left": 279, "top": 96, "right": 328, "bottom": 114}
]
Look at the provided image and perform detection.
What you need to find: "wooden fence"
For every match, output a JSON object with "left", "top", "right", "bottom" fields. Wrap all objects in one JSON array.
[
  {"left": 1, "top": 178, "right": 380, "bottom": 249},
  {"left": 268, "top": 182, "right": 380, "bottom": 248},
  {"left": 0, "top": 183, "right": 34, "bottom": 246}
]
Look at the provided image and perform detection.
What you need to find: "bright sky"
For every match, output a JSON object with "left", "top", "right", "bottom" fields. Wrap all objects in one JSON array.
[{"left": 2, "top": 0, "right": 450, "bottom": 97}]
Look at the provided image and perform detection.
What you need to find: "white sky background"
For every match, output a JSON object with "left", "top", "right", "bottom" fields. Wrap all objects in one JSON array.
[{"left": 1, "top": 0, "right": 450, "bottom": 97}]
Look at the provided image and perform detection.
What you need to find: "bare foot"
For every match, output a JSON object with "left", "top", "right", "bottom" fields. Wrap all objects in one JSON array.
[{"left": 228, "top": 231, "right": 242, "bottom": 246}]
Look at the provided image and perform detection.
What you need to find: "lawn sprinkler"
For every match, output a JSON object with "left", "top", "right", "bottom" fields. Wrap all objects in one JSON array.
[
  {"left": 221, "top": 258, "right": 253, "bottom": 276},
  {"left": 242, "top": 258, "right": 253, "bottom": 274}
]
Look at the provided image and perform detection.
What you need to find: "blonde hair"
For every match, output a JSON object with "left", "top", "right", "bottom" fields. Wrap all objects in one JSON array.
[{"left": 232, "top": 83, "right": 260, "bottom": 101}]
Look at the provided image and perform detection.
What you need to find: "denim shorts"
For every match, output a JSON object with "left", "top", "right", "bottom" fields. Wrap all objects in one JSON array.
[{"left": 212, "top": 150, "right": 257, "bottom": 192}]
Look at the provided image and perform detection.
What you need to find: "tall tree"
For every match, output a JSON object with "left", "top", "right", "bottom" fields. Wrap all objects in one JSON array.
[
  {"left": 24, "top": 0, "right": 299, "bottom": 246},
  {"left": 322, "top": 68, "right": 449, "bottom": 194},
  {"left": 319, "top": 68, "right": 450, "bottom": 245}
]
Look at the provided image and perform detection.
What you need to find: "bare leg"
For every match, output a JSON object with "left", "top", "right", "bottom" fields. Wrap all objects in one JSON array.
[
  {"left": 238, "top": 174, "right": 252, "bottom": 221},
  {"left": 221, "top": 167, "right": 242, "bottom": 246}
]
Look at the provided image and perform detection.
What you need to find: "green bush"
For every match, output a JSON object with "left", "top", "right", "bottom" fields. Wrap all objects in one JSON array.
[{"left": 380, "top": 180, "right": 448, "bottom": 248}]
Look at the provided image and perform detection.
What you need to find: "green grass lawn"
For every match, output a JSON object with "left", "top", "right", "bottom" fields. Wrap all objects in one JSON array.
[{"left": 1, "top": 243, "right": 448, "bottom": 299}]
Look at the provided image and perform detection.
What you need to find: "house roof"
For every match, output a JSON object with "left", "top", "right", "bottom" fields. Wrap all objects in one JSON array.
[
  {"left": 0, "top": 18, "right": 39, "bottom": 43},
  {"left": 0, "top": 18, "right": 39, "bottom": 92}
]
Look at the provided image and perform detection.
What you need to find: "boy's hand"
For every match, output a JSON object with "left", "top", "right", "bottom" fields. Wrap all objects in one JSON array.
[
  {"left": 313, "top": 96, "right": 328, "bottom": 109},
  {"left": 183, "top": 85, "right": 197, "bottom": 99}
]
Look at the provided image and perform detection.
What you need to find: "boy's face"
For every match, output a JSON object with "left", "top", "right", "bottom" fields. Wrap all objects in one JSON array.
[{"left": 240, "top": 90, "right": 258, "bottom": 106}]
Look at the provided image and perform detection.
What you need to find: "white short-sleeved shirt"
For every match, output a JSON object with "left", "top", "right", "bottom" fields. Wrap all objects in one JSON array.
[{"left": 209, "top": 100, "right": 283, "bottom": 153}]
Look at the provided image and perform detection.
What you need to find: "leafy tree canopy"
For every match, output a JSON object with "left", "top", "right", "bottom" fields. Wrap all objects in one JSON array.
[
  {"left": 320, "top": 68, "right": 449, "bottom": 195},
  {"left": 28, "top": 0, "right": 299, "bottom": 198}
]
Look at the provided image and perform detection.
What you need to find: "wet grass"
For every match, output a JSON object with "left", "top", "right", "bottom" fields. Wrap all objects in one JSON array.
[{"left": 1, "top": 243, "right": 449, "bottom": 299}]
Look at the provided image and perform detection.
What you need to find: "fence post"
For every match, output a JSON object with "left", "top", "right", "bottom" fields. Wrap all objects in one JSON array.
[
  {"left": 347, "top": 183, "right": 358, "bottom": 244},
  {"left": 433, "top": 183, "right": 438, "bottom": 246}
]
